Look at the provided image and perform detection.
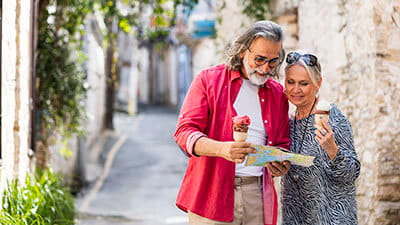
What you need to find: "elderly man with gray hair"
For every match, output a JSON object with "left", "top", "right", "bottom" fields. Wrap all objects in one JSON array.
[{"left": 174, "top": 20, "right": 291, "bottom": 225}]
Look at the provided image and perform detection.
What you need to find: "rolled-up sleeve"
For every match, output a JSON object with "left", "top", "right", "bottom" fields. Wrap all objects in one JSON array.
[{"left": 174, "top": 72, "right": 210, "bottom": 157}]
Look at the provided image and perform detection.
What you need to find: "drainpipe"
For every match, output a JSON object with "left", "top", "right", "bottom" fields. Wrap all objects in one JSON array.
[{"left": 30, "top": 0, "right": 39, "bottom": 156}]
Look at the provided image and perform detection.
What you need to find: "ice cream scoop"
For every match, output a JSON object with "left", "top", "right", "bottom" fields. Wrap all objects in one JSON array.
[
  {"left": 232, "top": 115, "right": 251, "bottom": 142},
  {"left": 315, "top": 100, "right": 331, "bottom": 127}
]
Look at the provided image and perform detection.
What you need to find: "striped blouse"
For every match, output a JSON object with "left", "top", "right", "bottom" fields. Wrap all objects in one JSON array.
[{"left": 281, "top": 104, "right": 361, "bottom": 225}]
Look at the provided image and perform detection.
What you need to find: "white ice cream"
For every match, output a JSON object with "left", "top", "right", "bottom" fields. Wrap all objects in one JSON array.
[{"left": 316, "top": 99, "right": 331, "bottom": 112}]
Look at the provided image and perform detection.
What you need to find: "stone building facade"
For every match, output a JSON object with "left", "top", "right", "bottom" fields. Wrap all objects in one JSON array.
[
  {"left": 189, "top": 0, "right": 399, "bottom": 224},
  {"left": 291, "top": 1, "right": 400, "bottom": 224}
]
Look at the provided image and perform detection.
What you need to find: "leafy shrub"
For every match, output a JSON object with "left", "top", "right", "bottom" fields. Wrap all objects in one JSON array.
[{"left": 0, "top": 169, "right": 75, "bottom": 225}]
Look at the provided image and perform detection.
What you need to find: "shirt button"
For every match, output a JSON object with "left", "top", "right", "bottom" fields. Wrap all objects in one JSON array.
[
  {"left": 268, "top": 141, "right": 272, "bottom": 144},
  {"left": 261, "top": 99, "right": 265, "bottom": 102},
  {"left": 293, "top": 174, "right": 299, "bottom": 181},
  {"left": 264, "top": 120, "right": 268, "bottom": 123}
]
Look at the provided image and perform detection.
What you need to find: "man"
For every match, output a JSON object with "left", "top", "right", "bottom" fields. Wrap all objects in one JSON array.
[{"left": 174, "top": 20, "right": 291, "bottom": 225}]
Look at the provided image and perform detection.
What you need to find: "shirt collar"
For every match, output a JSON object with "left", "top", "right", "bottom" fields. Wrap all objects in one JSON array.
[{"left": 230, "top": 69, "right": 242, "bottom": 81}]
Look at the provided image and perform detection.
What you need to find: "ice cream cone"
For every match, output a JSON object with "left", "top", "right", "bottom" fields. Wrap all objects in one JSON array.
[
  {"left": 315, "top": 99, "right": 331, "bottom": 127},
  {"left": 232, "top": 115, "right": 251, "bottom": 142},
  {"left": 315, "top": 113, "right": 329, "bottom": 127},
  {"left": 233, "top": 131, "right": 248, "bottom": 142}
]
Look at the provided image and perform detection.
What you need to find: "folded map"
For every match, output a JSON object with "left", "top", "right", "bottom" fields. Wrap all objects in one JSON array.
[{"left": 245, "top": 145, "right": 315, "bottom": 167}]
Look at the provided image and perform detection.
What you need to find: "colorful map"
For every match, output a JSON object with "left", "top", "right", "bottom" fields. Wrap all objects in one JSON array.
[{"left": 245, "top": 145, "right": 315, "bottom": 167}]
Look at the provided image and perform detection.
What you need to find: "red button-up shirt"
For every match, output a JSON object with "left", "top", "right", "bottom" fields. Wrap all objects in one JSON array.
[{"left": 174, "top": 64, "right": 290, "bottom": 225}]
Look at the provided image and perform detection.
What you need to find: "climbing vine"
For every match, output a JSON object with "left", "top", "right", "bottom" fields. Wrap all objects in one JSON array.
[
  {"left": 36, "top": 0, "right": 90, "bottom": 139},
  {"left": 217, "top": 0, "right": 271, "bottom": 26},
  {"left": 35, "top": 0, "right": 199, "bottom": 166},
  {"left": 241, "top": 0, "right": 271, "bottom": 21}
]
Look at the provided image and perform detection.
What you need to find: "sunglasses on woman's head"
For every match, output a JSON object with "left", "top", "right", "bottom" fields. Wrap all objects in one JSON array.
[{"left": 286, "top": 52, "right": 318, "bottom": 66}]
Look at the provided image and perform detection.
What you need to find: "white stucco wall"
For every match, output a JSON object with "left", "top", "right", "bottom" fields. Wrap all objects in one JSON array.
[
  {"left": 138, "top": 47, "right": 150, "bottom": 104},
  {"left": 189, "top": 0, "right": 253, "bottom": 78},
  {"left": 17, "top": 0, "right": 33, "bottom": 181},
  {"left": 191, "top": 39, "right": 219, "bottom": 76},
  {"left": 1, "top": 0, "right": 33, "bottom": 189},
  {"left": 127, "top": 46, "right": 140, "bottom": 114},
  {"left": 117, "top": 32, "right": 140, "bottom": 114},
  {"left": 167, "top": 46, "right": 178, "bottom": 106},
  {"left": 84, "top": 17, "right": 107, "bottom": 149}
]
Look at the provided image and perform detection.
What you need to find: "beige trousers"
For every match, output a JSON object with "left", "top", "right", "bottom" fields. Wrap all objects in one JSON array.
[{"left": 188, "top": 176, "right": 264, "bottom": 225}]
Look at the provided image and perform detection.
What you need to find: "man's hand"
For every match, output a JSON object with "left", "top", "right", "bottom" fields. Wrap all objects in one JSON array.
[
  {"left": 219, "top": 142, "right": 257, "bottom": 163},
  {"left": 266, "top": 161, "right": 291, "bottom": 177},
  {"left": 193, "top": 137, "right": 256, "bottom": 163}
]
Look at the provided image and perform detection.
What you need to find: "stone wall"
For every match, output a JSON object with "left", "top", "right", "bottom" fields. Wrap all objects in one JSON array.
[
  {"left": 371, "top": 1, "right": 400, "bottom": 224},
  {"left": 293, "top": 0, "right": 400, "bottom": 224}
]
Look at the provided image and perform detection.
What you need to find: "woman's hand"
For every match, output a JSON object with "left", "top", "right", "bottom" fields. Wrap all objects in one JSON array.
[
  {"left": 219, "top": 142, "right": 257, "bottom": 164},
  {"left": 266, "top": 161, "right": 291, "bottom": 177},
  {"left": 314, "top": 120, "right": 338, "bottom": 160}
]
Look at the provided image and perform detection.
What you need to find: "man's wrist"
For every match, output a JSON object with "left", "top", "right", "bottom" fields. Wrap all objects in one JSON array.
[
  {"left": 216, "top": 141, "right": 228, "bottom": 158},
  {"left": 194, "top": 137, "right": 226, "bottom": 158}
]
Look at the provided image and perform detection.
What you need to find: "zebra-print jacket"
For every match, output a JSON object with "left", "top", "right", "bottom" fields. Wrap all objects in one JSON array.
[{"left": 281, "top": 104, "right": 360, "bottom": 225}]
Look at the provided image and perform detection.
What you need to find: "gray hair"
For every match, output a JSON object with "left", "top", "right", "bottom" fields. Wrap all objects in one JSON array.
[
  {"left": 225, "top": 20, "right": 285, "bottom": 76},
  {"left": 284, "top": 50, "right": 322, "bottom": 86}
]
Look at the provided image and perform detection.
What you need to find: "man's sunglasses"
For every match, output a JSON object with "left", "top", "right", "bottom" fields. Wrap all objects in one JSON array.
[
  {"left": 286, "top": 52, "right": 318, "bottom": 66},
  {"left": 248, "top": 48, "right": 280, "bottom": 68}
]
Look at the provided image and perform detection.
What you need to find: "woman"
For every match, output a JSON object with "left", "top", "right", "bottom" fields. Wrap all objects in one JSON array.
[{"left": 281, "top": 51, "right": 361, "bottom": 225}]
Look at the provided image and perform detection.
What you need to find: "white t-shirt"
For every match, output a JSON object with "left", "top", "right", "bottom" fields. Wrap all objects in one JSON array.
[{"left": 233, "top": 79, "right": 267, "bottom": 177}]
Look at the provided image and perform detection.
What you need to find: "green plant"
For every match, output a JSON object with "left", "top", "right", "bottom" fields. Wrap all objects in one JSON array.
[
  {"left": 0, "top": 169, "right": 75, "bottom": 225},
  {"left": 35, "top": 0, "right": 92, "bottom": 170},
  {"left": 218, "top": 0, "right": 271, "bottom": 23},
  {"left": 35, "top": 0, "right": 200, "bottom": 167},
  {"left": 36, "top": 0, "right": 199, "bottom": 135},
  {"left": 37, "top": 0, "right": 90, "bottom": 140},
  {"left": 241, "top": 0, "right": 271, "bottom": 21}
]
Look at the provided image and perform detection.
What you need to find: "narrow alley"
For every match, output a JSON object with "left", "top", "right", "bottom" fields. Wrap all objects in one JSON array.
[
  {"left": 2, "top": 1, "right": 399, "bottom": 224},
  {"left": 76, "top": 105, "right": 189, "bottom": 225}
]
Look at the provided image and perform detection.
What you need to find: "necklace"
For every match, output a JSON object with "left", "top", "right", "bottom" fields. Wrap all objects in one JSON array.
[{"left": 293, "top": 98, "right": 317, "bottom": 153}]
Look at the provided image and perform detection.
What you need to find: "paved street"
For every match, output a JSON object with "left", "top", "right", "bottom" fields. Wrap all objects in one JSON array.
[{"left": 76, "top": 105, "right": 189, "bottom": 225}]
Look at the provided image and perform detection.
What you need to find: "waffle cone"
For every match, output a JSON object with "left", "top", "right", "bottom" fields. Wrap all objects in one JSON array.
[
  {"left": 315, "top": 113, "right": 329, "bottom": 127},
  {"left": 233, "top": 131, "right": 248, "bottom": 142}
]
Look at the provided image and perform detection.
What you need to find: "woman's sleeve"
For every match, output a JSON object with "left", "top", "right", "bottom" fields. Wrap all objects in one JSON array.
[
  {"left": 324, "top": 108, "right": 361, "bottom": 183},
  {"left": 173, "top": 72, "right": 209, "bottom": 157}
]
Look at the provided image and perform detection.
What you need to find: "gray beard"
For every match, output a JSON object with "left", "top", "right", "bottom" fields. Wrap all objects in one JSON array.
[{"left": 243, "top": 55, "right": 271, "bottom": 86}]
